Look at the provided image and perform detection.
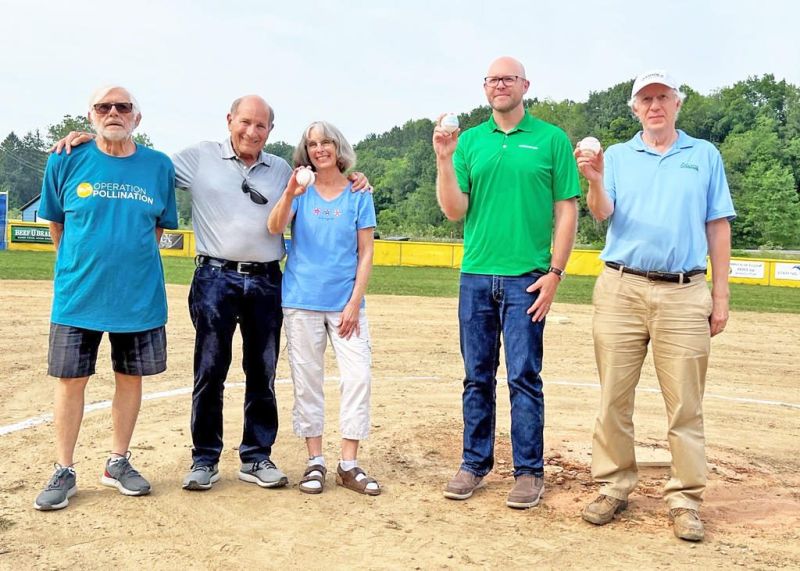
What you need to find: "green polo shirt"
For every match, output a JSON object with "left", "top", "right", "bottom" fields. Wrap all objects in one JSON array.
[{"left": 454, "top": 112, "right": 580, "bottom": 275}]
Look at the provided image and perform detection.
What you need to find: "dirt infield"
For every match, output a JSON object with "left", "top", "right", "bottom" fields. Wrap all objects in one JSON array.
[{"left": 0, "top": 280, "right": 798, "bottom": 569}]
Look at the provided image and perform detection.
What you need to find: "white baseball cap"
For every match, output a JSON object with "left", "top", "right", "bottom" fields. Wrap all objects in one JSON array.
[{"left": 631, "top": 69, "right": 679, "bottom": 98}]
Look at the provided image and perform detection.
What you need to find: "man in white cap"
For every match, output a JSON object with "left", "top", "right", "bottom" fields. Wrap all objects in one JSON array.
[{"left": 574, "top": 70, "right": 735, "bottom": 541}]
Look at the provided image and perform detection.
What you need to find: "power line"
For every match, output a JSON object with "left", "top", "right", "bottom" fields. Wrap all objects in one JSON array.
[{"left": 0, "top": 145, "right": 47, "bottom": 174}]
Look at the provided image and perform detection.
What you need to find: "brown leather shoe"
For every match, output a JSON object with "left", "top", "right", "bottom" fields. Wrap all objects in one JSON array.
[
  {"left": 670, "top": 508, "right": 705, "bottom": 541},
  {"left": 582, "top": 494, "right": 628, "bottom": 525},
  {"left": 443, "top": 469, "right": 485, "bottom": 500},
  {"left": 506, "top": 475, "right": 544, "bottom": 509}
]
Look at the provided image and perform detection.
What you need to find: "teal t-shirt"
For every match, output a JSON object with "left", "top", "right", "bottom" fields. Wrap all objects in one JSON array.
[
  {"left": 282, "top": 184, "right": 377, "bottom": 312},
  {"left": 454, "top": 112, "right": 580, "bottom": 275},
  {"left": 39, "top": 142, "right": 178, "bottom": 332}
]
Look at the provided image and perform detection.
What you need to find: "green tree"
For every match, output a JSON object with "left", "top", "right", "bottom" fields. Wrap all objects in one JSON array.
[
  {"left": 47, "top": 115, "right": 92, "bottom": 146},
  {"left": 0, "top": 131, "right": 47, "bottom": 209},
  {"left": 264, "top": 141, "right": 294, "bottom": 164}
]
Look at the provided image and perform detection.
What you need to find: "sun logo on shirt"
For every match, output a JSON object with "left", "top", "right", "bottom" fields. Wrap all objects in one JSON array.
[{"left": 76, "top": 182, "right": 93, "bottom": 198}]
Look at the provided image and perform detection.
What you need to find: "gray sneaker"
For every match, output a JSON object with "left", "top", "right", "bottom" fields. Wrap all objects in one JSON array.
[
  {"left": 100, "top": 454, "right": 151, "bottom": 496},
  {"left": 239, "top": 459, "right": 288, "bottom": 488},
  {"left": 34, "top": 464, "right": 77, "bottom": 511},
  {"left": 182, "top": 464, "right": 220, "bottom": 491}
]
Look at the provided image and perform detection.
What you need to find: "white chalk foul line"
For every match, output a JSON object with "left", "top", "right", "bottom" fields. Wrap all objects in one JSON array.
[{"left": 1, "top": 376, "right": 797, "bottom": 437}]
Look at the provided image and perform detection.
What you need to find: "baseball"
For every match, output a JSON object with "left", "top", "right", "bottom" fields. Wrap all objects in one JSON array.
[
  {"left": 578, "top": 136, "right": 602, "bottom": 156},
  {"left": 295, "top": 167, "right": 315, "bottom": 187},
  {"left": 440, "top": 113, "right": 459, "bottom": 134}
]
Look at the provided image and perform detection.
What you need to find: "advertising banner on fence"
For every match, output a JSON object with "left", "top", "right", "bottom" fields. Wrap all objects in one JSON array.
[
  {"left": 0, "top": 193, "right": 7, "bottom": 250},
  {"left": 774, "top": 263, "right": 800, "bottom": 281},
  {"left": 729, "top": 260, "right": 766, "bottom": 279},
  {"left": 10, "top": 224, "right": 53, "bottom": 244},
  {"left": 159, "top": 232, "right": 185, "bottom": 250}
]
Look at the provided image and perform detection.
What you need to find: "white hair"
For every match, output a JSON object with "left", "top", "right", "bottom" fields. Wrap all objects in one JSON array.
[
  {"left": 88, "top": 85, "right": 141, "bottom": 115},
  {"left": 628, "top": 88, "right": 686, "bottom": 111}
]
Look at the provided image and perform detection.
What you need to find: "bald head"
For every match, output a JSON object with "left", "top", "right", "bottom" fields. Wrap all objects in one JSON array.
[
  {"left": 227, "top": 94, "right": 273, "bottom": 164},
  {"left": 483, "top": 56, "right": 529, "bottom": 116},
  {"left": 230, "top": 95, "right": 274, "bottom": 127},
  {"left": 486, "top": 56, "right": 526, "bottom": 80}
]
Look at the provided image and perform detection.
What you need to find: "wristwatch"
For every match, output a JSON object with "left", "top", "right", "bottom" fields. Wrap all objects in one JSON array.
[{"left": 547, "top": 266, "right": 565, "bottom": 280}]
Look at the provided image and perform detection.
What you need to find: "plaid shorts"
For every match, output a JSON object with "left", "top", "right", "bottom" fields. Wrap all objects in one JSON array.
[{"left": 47, "top": 323, "right": 167, "bottom": 379}]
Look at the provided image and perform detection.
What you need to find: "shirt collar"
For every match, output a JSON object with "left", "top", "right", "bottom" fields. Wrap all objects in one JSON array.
[
  {"left": 488, "top": 111, "right": 536, "bottom": 134},
  {"left": 628, "top": 129, "right": 694, "bottom": 154},
  {"left": 221, "top": 137, "right": 270, "bottom": 167}
]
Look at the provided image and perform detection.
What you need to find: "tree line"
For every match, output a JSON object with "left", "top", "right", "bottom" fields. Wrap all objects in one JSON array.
[{"left": 3, "top": 74, "right": 798, "bottom": 248}]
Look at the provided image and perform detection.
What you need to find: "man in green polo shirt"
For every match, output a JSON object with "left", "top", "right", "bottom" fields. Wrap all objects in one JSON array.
[{"left": 433, "top": 56, "right": 579, "bottom": 509}]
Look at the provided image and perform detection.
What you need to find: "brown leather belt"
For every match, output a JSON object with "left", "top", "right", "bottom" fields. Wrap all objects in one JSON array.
[{"left": 605, "top": 262, "right": 706, "bottom": 284}]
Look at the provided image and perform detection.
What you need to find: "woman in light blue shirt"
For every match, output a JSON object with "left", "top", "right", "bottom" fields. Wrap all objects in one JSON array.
[{"left": 268, "top": 121, "right": 379, "bottom": 496}]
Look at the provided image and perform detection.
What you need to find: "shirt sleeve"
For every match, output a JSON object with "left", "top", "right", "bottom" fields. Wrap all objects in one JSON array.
[
  {"left": 357, "top": 191, "right": 377, "bottom": 229},
  {"left": 603, "top": 147, "right": 617, "bottom": 204},
  {"left": 157, "top": 160, "right": 179, "bottom": 229},
  {"left": 38, "top": 153, "right": 65, "bottom": 223},
  {"left": 551, "top": 130, "right": 581, "bottom": 201},
  {"left": 453, "top": 142, "right": 470, "bottom": 194},
  {"left": 705, "top": 147, "right": 736, "bottom": 222},
  {"left": 171, "top": 145, "right": 200, "bottom": 191}
]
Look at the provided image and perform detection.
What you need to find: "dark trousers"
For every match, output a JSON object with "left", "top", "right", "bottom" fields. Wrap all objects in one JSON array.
[{"left": 188, "top": 263, "right": 282, "bottom": 465}]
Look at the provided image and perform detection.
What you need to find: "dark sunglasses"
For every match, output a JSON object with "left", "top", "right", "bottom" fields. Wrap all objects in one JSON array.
[
  {"left": 93, "top": 102, "right": 134, "bottom": 115},
  {"left": 241, "top": 179, "right": 268, "bottom": 205}
]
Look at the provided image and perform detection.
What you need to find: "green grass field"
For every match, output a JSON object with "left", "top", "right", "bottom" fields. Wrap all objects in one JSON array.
[{"left": 1, "top": 250, "right": 799, "bottom": 313}]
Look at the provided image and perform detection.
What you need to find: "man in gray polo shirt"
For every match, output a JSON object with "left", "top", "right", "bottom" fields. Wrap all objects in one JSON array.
[{"left": 175, "top": 95, "right": 291, "bottom": 490}]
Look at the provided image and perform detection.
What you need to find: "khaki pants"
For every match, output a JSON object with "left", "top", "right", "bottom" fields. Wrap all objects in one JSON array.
[{"left": 591, "top": 267, "right": 713, "bottom": 509}]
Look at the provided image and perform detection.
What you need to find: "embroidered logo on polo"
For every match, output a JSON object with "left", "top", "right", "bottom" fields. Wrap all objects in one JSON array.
[
  {"left": 75, "top": 181, "right": 154, "bottom": 204},
  {"left": 680, "top": 162, "right": 699, "bottom": 171}
]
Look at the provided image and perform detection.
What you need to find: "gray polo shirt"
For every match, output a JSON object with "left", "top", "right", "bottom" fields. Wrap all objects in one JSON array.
[{"left": 172, "top": 138, "right": 292, "bottom": 263}]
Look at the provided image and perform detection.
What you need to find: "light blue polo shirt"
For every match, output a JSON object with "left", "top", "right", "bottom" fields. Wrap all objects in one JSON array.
[{"left": 601, "top": 130, "right": 735, "bottom": 272}]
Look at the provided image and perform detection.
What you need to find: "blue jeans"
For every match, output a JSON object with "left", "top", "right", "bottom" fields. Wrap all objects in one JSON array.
[
  {"left": 458, "top": 272, "right": 546, "bottom": 478},
  {"left": 188, "top": 263, "right": 282, "bottom": 465}
]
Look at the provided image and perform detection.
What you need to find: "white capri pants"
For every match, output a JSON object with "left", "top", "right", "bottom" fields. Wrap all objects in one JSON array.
[{"left": 283, "top": 308, "right": 372, "bottom": 440}]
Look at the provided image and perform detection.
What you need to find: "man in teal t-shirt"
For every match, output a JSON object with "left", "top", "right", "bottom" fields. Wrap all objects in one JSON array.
[
  {"left": 34, "top": 86, "right": 178, "bottom": 512},
  {"left": 433, "top": 56, "right": 580, "bottom": 509}
]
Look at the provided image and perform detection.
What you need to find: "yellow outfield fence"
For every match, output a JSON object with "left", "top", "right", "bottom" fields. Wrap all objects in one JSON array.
[{"left": 5, "top": 220, "right": 800, "bottom": 288}]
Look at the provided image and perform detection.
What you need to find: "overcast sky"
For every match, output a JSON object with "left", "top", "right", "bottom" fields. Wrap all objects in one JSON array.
[{"left": 1, "top": 0, "right": 798, "bottom": 155}]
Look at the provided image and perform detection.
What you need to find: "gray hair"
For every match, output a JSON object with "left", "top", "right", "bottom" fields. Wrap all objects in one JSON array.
[
  {"left": 230, "top": 96, "right": 274, "bottom": 127},
  {"left": 628, "top": 88, "right": 686, "bottom": 115},
  {"left": 293, "top": 121, "right": 356, "bottom": 173},
  {"left": 88, "top": 85, "right": 141, "bottom": 115}
]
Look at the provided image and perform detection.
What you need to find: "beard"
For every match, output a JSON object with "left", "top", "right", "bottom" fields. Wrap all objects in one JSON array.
[
  {"left": 490, "top": 95, "right": 521, "bottom": 113},
  {"left": 92, "top": 119, "right": 133, "bottom": 142}
]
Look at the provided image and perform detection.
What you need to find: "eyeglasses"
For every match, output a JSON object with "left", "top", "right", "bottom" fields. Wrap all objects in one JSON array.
[
  {"left": 241, "top": 179, "right": 268, "bottom": 205},
  {"left": 92, "top": 102, "right": 134, "bottom": 115},
  {"left": 306, "top": 139, "right": 335, "bottom": 151},
  {"left": 483, "top": 75, "right": 523, "bottom": 88}
]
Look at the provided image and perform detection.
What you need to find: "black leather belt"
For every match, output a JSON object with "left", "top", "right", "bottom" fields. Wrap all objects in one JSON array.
[
  {"left": 196, "top": 255, "right": 278, "bottom": 275},
  {"left": 605, "top": 262, "right": 706, "bottom": 284}
]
